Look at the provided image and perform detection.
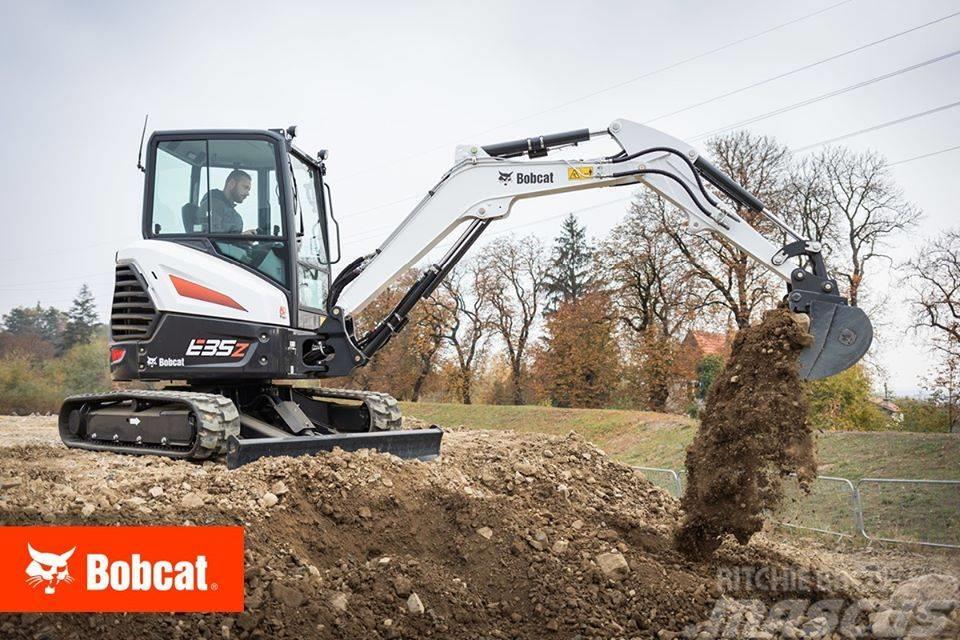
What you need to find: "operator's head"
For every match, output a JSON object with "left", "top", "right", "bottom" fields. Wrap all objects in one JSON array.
[{"left": 224, "top": 169, "right": 252, "bottom": 204}]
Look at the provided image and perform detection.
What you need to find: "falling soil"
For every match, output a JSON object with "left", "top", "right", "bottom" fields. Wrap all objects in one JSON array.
[
  {"left": 676, "top": 308, "right": 817, "bottom": 558},
  {"left": 0, "top": 414, "right": 876, "bottom": 640}
]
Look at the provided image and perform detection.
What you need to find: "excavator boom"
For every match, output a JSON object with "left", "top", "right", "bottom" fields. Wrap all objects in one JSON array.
[{"left": 330, "top": 119, "right": 872, "bottom": 380}]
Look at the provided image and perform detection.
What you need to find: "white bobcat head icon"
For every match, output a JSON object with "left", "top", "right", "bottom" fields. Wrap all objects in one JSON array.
[{"left": 25, "top": 544, "right": 75, "bottom": 595}]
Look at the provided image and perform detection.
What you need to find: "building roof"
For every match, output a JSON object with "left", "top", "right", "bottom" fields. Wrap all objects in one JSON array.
[
  {"left": 869, "top": 397, "right": 902, "bottom": 414},
  {"left": 684, "top": 331, "right": 729, "bottom": 357}
]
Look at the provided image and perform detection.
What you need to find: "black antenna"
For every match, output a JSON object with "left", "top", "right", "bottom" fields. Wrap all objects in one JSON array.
[{"left": 136, "top": 114, "right": 149, "bottom": 172}]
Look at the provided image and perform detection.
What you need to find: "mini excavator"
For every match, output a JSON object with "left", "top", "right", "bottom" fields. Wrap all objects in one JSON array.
[{"left": 58, "top": 119, "right": 873, "bottom": 467}]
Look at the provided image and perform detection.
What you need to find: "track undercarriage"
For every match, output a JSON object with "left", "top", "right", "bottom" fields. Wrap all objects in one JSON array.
[{"left": 59, "top": 385, "right": 442, "bottom": 468}]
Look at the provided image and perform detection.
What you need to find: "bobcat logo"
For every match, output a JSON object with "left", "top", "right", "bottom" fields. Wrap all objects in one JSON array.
[
  {"left": 25, "top": 544, "right": 75, "bottom": 595},
  {"left": 498, "top": 171, "right": 513, "bottom": 185}
]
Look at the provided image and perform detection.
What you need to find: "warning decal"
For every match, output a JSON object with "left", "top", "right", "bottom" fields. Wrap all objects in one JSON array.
[{"left": 567, "top": 166, "right": 594, "bottom": 180}]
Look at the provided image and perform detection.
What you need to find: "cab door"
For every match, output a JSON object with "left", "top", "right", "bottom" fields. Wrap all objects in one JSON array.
[{"left": 288, "top": 150, "right": 332, "bottom": 330}]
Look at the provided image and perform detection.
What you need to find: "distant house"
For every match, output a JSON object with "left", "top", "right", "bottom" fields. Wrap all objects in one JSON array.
[
  {"left": 681, "top": 330, "right": 731, "bottom": 361},
  {"left": 673, "top": 330, "right": 733, "bottom": 413},
  {"left": 870, "top": 397, "right": 904, "bottom": 423}
]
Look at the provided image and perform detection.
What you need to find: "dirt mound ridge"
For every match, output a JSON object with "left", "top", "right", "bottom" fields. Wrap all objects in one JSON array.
[
  {"left": 676, "top": 308, "right": 817, "bottom": 558},
  {"left": 2, "top": 424, "right": 850, "bottom": 639}
]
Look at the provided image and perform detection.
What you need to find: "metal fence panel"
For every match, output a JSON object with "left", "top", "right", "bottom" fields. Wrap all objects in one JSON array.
[
  {"left": 856, "top": 478, "right": 960, "bottom": 549},
  {"left": 633, "top": 466, "right": 682, "bottom": 497},
  {"left": 633, "top": 464, "right": 959, "bottom": 550},
  {"left": 774, "top": 475, "right": 862, "bottom": 538}
]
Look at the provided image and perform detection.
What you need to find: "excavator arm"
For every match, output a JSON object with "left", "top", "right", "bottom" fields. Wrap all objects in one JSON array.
[{"left": 325, "top": 118, "right": 872, "bottom": 380}]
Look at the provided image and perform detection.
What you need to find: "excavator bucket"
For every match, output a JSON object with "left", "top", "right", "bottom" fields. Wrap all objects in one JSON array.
[{"left": 798, "top": 300, "right": 873, "bottom": 380}]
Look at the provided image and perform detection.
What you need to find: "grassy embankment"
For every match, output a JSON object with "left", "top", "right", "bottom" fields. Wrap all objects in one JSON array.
[{"left": 404, "top": 402, "right": 960, "bottom": 544}]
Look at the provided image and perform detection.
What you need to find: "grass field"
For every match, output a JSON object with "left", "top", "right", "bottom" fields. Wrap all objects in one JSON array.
[
  {"left": 404, "top": 401, "right": 960, "bottom": 479},
  {"left": 404, "top": 401, "right": 960, "bottom": 544}
]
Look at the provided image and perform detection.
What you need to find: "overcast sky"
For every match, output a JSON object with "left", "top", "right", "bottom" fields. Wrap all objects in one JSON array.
[{"left": 1, "top": 0, "right": 958, "bottom": 395}]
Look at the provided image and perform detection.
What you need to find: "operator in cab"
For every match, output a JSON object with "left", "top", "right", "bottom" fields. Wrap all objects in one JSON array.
[{"left": 202, "top": 169, "right": 251, "bottom": 233}]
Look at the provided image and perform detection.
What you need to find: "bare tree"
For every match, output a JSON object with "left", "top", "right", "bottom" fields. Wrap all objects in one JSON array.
[
  {"left": 787, "top": 156, "right": 834, "bottom": 255},
  {"left": 637, "top": 131, "right": 792, "bottom": 328},
  {"left": 904, "top": 229, "right": 960, "bottom": 356},
  {"left": 809, "top": 147, "right": 920, "bottom": 307},
  {"left": 904, "top": 230, "right": 960, "bottom": 432},
  {"left": 348, "top": 268, "right": 450, "bottom": 401},
  {"left": 480, "top": 235, "right": 548, "bottom": 404},
  {"left": 601, "top": 193, "right": 719, "bottom": 338},
  {"left": 410, "top": 289, "right": 454, "bottom": 401},
  {"left": 433, "top": 260, "right": 493, "bottom": 404}
]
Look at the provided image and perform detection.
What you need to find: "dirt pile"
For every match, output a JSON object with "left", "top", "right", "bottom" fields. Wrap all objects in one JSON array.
[
  {"left": 0, "top": 418, "right": 864, "bottom": 640},
  {"left": 676, "top": 308, "right": 817, "bottom": 558}
]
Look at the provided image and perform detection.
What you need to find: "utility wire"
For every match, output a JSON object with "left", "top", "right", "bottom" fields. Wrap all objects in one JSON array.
[
  {"left": 336, "top": 1, "right": 856, "bottom": 182},
  {"left": 467, "top": 0, "right": 856, "bottom": 134},
  {"left": 341, "top": 112, "right": 960, "bottom": 252},
  {"left": 333, "top": 7, "right": 959, "bottom": 231},
  {"left": 644, "top": 9, "right": 960, "bottom": 125},
  {"left": 795, "top": 99, "right": 960, "bottom": 151},
  {"left": 339, "top": 193, "right": 420, "bottom": 221},
  {"left": 341, "top": 98, "right": 960, "bottom": 249},
  {"left": 689, "top": 49, "right": 960, "bottom": 140},
  {"left": 345, "top": 129, "right": 960, "bottom": 255},
  {"left": 889, "top": 144, "right": 960, "bottom": 166}
]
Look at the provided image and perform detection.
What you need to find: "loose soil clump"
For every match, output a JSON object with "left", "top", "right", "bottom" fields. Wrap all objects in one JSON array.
[{"left": 676, "top": 308, "right": 817, "bottom": 558}]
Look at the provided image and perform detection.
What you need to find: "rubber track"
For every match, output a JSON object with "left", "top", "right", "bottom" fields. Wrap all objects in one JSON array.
[
  {"left": 303, "top": 387, "right": 403, "bottom": 431},
  {"left": 60, "top": 390, "right": 240, "bottom": 460}
]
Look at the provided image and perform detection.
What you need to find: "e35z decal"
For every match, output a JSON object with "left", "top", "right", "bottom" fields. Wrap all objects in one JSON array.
[{"left": 185, "top": 339, "right": 251, "bottom": 358}]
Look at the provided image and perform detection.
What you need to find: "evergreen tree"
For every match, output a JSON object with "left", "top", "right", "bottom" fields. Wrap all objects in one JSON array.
[
  {"left": 2, "top": 303, "right": 66, "bottom": 346},
  {"left": 61, "top": 285, "right": 100, "bottom": 352},
  {"left": 543, "top": 214, "right": 596, "bottom": 313}
]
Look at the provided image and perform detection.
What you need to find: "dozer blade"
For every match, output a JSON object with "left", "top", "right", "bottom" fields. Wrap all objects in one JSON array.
[
  {"left": 224, "top": 426, "right": 443, "bottom": 469},
  {"left": 798, "top": 300, "right": 873, "bottom": 380}
]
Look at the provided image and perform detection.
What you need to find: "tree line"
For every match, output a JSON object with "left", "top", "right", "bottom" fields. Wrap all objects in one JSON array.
[
  {"left": 1, "top": 130, "right": 955, "bottom": 432},
  {"left": 0, "top": 285, "right": 109, "bottom": 413},
  {"left": 345, "top": 130, "right": 956, "bottom": 432}
]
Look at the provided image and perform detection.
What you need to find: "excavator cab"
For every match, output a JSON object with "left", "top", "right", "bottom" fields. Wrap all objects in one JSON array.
[{"left": 143, "top": 129, "right": 334, "bottom": 332}]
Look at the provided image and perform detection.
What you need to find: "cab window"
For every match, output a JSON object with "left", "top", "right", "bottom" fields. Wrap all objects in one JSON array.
[{"left": 150, "top": 138, "right": 287, "bottom": 285}]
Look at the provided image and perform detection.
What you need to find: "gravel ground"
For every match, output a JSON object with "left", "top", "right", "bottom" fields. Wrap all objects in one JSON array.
[{"left": 0, "top": 415, "right": 956, "bottom": 639}]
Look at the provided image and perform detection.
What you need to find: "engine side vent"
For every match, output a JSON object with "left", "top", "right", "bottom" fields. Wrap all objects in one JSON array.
[{"left": 111, "top": 264, "right": 158, "bottom": 341}]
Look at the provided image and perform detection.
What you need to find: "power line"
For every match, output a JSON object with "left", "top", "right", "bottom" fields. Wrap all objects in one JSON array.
[
  {"left": 644, "top": 9, "right": 960, "bottom": 125},
  {"left": 347, "top": 131, "right": 960, "bottom": 258},
  {"left": 795, "top": 99, "right": 960, "bottom": 151},
  {"left": 341, "top": 54, "right": 960, "bottom": 247},
  {"left": 338, "top": 193, "right": 419, "bottom": 221},
  {"left": 690, "top": 49, "right": 960, "bottom": 140},
  {"left": 331, "top": 7, "right": 959, "bottom": 241},
  {"left": 465, "top": 0, "right": 856, "bottom": 135},
  {"left": 336, "top": 1, "right": 856, "bottom": 182},
  {"left": 889, "top": 144, "right": 960, "bottom": 166},
  {"left": 340, "top": 113, "right": 960, "bottom": 254}
]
